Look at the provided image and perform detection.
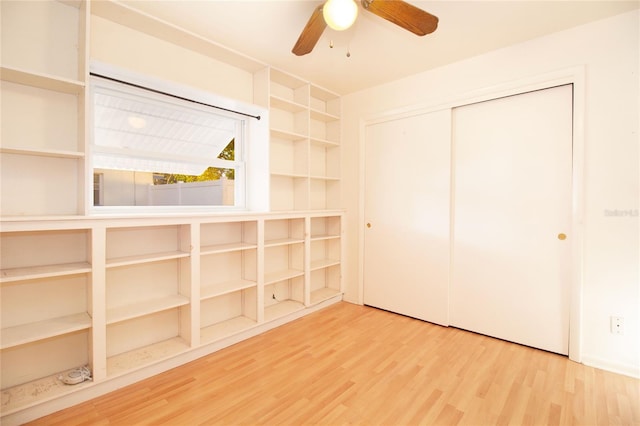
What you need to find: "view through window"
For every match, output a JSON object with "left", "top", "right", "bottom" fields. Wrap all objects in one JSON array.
[{"left": 91, "top": 75, "right": 246, "bottom": 209}]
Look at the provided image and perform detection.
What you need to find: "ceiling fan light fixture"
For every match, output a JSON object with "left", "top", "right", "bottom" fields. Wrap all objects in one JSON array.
[{"left": 323, "top": 0, "right": 358, "bottom": 31}]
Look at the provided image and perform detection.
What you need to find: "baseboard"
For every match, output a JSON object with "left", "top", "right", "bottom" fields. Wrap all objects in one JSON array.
[{"left": 581, "top": 354, "right": 640, "bottom": 379}]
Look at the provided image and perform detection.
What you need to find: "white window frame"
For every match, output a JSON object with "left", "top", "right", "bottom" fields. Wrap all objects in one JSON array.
[{"left": 88, "top": 61, "right": 269, "bottom": 215}]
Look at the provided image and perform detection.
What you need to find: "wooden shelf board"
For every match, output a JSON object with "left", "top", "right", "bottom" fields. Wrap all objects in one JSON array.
[
  {"left": 201, "top": 280, "right": 256, "bottom": 300},
  {"left": 0, "top": 368, "right": 93, "bottom": 416},
  {"left": 264, "top": 237, "right": 304, "bottom": 248},
  {"left": 106, "top": 251, "right": 190, "bottom": 268},
  {"left": 200, "top": 316, "right": 256, "bottom": 344},
  {"left": 309, "top": 175, "right": 341, "bottom": 181},
  {"left": 310, "top": 233, "right": 340, "bottom": 241},
  {"left": 0, "top": 147, "right": 85, "bottom": 159},
  {"left": 310, "top": 288, "right": 342, "bottom": 305},
  {"left": 1, "top": 65, "right": 84, "bottom": 94},
  {"left": 200, "top": 242, "right": 257, "bottom": 255},
  {"left": 270, "top": 172, "right": 309, "bottom": 179},
  {"left": 270, "top": 68, "right": 307, "bottom": 89},
  {"left": 310, "top": 85, "right": 339, "bottom": 101},
  {"left": 310, "top": 137, "right": 339, "bottom": 148},
  {"left": 1, "top": 312, "right": 91, "bottom": 349},
  {"left": 310, "top": 109, "right": 340, "bottom": 122},
  {"left": 264, "top": 300, "right": 305, "bottom": 322},
  {"left": 0, "top": 262, "right": 91, "bottom": 283},
  {"left": 310, "top": 258, "right": 340, "bottom": 271},
  {"left": 106, "top": 295, "right": 190, "bottom": 324},
  {"left": 271, "top": 128, "right": 308, "bottom": 141},
  {"left": 270, "top": 95, "right": 307, "bottom": 113},
  {"left": 107, "top": 337, "right": 190, "bottom": 378},
  {"left": 264, "top": 269, "right": 304, "bottom": 285}
]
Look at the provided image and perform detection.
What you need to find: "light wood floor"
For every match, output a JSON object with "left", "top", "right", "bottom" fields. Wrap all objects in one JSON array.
[{"left": 29, "top": 302, "right": 639, "bottom": 425}]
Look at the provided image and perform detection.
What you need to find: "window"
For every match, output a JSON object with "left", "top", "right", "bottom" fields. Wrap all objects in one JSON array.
[{"left": 89, "top": 69, "right": 268, "bottom": 213}]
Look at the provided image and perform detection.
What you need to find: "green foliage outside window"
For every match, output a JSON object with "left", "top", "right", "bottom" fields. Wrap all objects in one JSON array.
[{"left": 154, "top": 139, "right": 235, "bottom": 184}]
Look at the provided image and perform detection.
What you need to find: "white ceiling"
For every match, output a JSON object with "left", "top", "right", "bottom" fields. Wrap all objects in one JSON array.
[{"left": 120, "top": 0, "right": 640, "bottom": 95}]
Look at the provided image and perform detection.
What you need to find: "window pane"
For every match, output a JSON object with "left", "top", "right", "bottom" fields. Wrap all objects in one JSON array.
[{"left": 91, "top": 76, "right": 245, "bottom": 208}]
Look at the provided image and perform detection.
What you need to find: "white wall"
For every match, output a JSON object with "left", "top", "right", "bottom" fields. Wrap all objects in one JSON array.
[
  {"left": 91, "top": 16, "right": 255, "bottom": 104},
  {"left": 342, "top": 10, "right": 639, "bottom": 377}
]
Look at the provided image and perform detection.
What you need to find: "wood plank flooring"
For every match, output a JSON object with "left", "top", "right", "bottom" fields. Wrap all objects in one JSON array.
[{"left": 28, "top": 302, "right": 639, "bottom": 425}]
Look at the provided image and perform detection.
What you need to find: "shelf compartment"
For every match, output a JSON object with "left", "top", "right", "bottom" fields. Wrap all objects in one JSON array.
[
  {"left": 200, "top": 316, "right": 257, "bottom": 343},
  {"left": 201, "top": 279, "right": 256, "bottom": 300},
  {"left": 271, "top": 128, "right": 308, "bottom": 141},
  {"left": 264, "top": 300, "right": 305, "bottom": 322},
  {"left": 1, "top": 312, "right": 91, "bottom": 350},
  {"left": 310, "top": 258, "right": 341, "bottom": 271},
  {"left": 270, "top": 108, "right": 308, "bottom": 139},
  {"left": 201, "top": 249, "right": 257, "bottom": 299},
  {"left": 310, "top": 109, "right": 340, "bottom": 123},
  {"left": 264, "top": 274, "right": 305, "bottom": 322},
  {"left": 200, "top": 287, "right": 257, "bottom": 344},
  {"left": 106, "top": 294, "right": 190, "bottom": 325},
  {"left": 1, "top": 0, "right": 82, "bottom": 81},
  {"left": 1, "top": 274, "right": 89, "bottom": 344},
  {"left": 106, "top": 308, "right": 190, "bottom": 377},
  {"left": 0, "top": 366, "right": 93, "bottom": 417},
  {"left": 106, "top": 251, "right": 190, "bottom": 268},
  {"left": 0, "top": 66, "right": 84, "bottom": 95},
  {"left": 310, "top": 287, "right": 342, "bottom": 305},
  {"left": 310, "top": 238, "right": 340, "bottom": 269},
  {"left": 270, "top": 133, "right": 308, "bottom": 177},
  {"left": 310, "top": 178, "right": 341, "bottom": 210},
  {"left": 310, "top": 117, "right": 340, "bottom": 145},
  {"left": 1, "top": 154, "right": 82, "bottom": 216},
  {"left": 310, "top": 143, "right": 340, "bottom": 180},
  {"left": 200, "top": 221, "right": 257, "bottom": 254},
  {"left": 310, "top": 265, "right": 341, "bottom": 305},
  {"left": 0, "top": 262, "right": 91, "bottom": 283},
  {"left": 2, "top": 80, "right": 81, "bottom": 153},
  {"left": 270, "top": 95, "right": 307, "bottom": 113},
  {"left": 107, "top": 336, "right": 190, "bottom": 378},
  {"left": 310, "top": 136, "right": 340, "bottom": 148},
  {"left": 310, "top": 85, "right": 340, "bottom": 116},
  {"left": 264, "top": 268, "right": 304, "bottom": 285},
  {"left": 1, "top": 330, "right": 89, "bottom": 391},
  {"left": 310, "top": 216, "right": 341, "bottom": 240},
  {"left": 270, "top": 68, "right": 308, "bottom": 106},
  {"left": 106, "top": 258, "right": 191, "bottom": 324},
  {"left": 106, "top": 225, "right": 192, "bottom": 264},
  {"left": 265, "top": 218, "right": 305, "bottom": 244}
]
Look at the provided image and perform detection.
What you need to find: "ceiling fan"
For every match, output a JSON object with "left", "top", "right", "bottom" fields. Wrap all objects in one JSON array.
[{"left": 292, "top": 0, "right": 439, "bottom": 56}]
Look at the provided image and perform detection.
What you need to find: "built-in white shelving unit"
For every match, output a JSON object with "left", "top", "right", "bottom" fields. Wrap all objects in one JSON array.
[
  {"left": 0, "top": 212, "right": 343, "bottom": 423},
  {"left": 267, "top": 69, "right": 341, "bottom": 211},
  {"left": 0, "top": 1, "right": 344, "bottom": 424},
  {"left": 0, "top": 0, "right": 88, "bottom": 217}
]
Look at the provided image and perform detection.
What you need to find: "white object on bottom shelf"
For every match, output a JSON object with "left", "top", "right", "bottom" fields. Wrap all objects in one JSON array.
[
  {"left": 106, "top": 337, "right": 190, "bottom": 377},
  {"left": 264, "top": 300, "right": 305, "bottom": 322},
  {"left": 1, "top": 368, "right": 93, "bottom": 416},
  {"left": 200, "top": 316, "right": 257, "bottom": 344}
]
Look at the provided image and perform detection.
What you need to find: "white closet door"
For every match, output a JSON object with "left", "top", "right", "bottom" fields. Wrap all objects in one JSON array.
[
  {"left": 363, "top": 109, "right": 450, "bottom": 325},
  {"left": 451, "top": 85, "right": 573, "bottom": 355}
]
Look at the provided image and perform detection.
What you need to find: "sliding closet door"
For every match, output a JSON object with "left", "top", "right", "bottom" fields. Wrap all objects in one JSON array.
[
  {"left": 363, "top": 109, "right": 450, "bottom": 325},
  {"left": 451, "top": 85, "right": 573, "bottom": 355}
]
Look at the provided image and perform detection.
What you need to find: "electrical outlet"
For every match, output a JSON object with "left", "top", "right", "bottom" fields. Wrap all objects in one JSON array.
[{"left": 610, "top": 316, "right": 624, "bottom": 335}]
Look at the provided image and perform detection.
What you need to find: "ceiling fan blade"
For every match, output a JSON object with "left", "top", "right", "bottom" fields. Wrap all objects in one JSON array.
[
  {"left": 363, "top": 0, "right": 438, "bottom": 36},
  {"left": 292, "top": 4, "right": 327, "bottom": 56}
]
